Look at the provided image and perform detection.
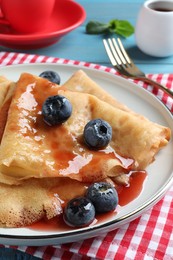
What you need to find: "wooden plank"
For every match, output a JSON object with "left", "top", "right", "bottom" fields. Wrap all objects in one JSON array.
[{"left": 0, "top": 0, "right": 172, "bottom": 74}]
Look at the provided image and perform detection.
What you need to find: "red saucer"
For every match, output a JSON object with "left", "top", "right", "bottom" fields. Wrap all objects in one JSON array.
[{"left": 0, "top": 0, "right": 86, "bottom": 49}]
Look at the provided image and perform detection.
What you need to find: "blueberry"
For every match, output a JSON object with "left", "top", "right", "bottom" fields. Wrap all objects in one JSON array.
[
  {"left": 63, "top": 197, "right": 95, "bottom": 227},
  {"left": 39, "top": 70, "right": 61, "bottom": 84},
  {"left": 42, "top": 95, "right": 72, "bottom": 126},
  {"left": 83, "top": 119, "right": 112, "bottom": 150},
  {"left": 86, "top": 182, "right": 118, "bottom": 213}
]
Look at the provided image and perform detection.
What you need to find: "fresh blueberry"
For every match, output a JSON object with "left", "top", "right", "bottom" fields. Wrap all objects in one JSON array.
[
  {"left": 63, "top": 197, "right": 95, "bottom": 227},
  {"left": 42, "top": 95, "right": 72, "bottom": 126},
  {"left": 39, "top": 70, "right": 61, "bottom": 84},
  {"left": 86, "top": 182, "right": 118, "bottom": 213},
  {"left": 83, "top": 119, "right": 112, "bottom": 150}
]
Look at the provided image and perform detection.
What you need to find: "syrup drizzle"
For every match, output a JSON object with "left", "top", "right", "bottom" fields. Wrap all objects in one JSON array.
[
  {"left": 11, "top": 75, "right": 148, "bottom": 230},
  {"left": 10, "top": 76, "right": 135, "bottom": 181},
  {"left": 117, "top": 171, "right": 147, "bottom": 206},
  {"left": 29, "top": 171, "right": 147, "bottom": 231}
]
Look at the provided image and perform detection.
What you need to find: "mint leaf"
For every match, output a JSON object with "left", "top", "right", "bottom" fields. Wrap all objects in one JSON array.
[
  {"left": 85, "top": 19, "right": 134, "bottom": 37},
  {"left": 109, "top": 20, "right": 134, "bottom": 37},
  {"left": 86, "top": 21, "right": 110, "bottom": 34}
]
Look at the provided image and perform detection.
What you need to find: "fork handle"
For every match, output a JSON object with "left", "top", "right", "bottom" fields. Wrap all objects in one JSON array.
[{"left": 133, "top": 76, "right": 173, "bottom": 98}]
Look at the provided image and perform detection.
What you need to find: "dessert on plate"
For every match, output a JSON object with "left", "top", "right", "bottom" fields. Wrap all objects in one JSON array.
[{"left": 0, "top": 70, "right": 170, "bottom": 228}]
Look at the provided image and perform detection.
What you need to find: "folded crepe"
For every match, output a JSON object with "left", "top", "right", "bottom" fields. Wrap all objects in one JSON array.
[
  {"left": 0, "top": 71, "right": 171, "bottom": 228},
  {"left": 62, "top": 69, "right": 143, "bottom": 118},
  {"left": 0, "top": 76, "right": 15, "bottom": 142},
  {"left": 63, "top": 70, "right": 131, "bottom": 112},
  {"left": 0, "top": 72, "right": 170, "bottom": 184},
  {"left": 0, "top": 178, "right": 61, "bottom": 227},
  {"left": 0, "top": 177, "right": 89, "bottom": 227}
]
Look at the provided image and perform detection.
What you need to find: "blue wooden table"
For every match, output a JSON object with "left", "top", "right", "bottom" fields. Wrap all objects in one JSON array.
[
  {"left": 0, "top": 0, "right": 173, "bottom": 75},
  {"left": 0, "top": 0, "right": 173, "bottom": 259}
]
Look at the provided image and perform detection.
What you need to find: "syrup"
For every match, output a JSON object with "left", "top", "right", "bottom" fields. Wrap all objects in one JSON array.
[
  {"left": 12, "top": 75, "right": 147, "bottom": 230},
  {"left": 117, "top": 171, "right": 147, "bottom": 206},
  {"left": 29, "top": 210, "right": 118, "bottom": 231},
  {"left": 12, "top": 76, "right": 135, "bottom": 181},
  {"left": 0, "top": 97, "right": 12, "bottom": 142},
  {"left": 29, "top": 171, "right": 147, "bottom": 231}
]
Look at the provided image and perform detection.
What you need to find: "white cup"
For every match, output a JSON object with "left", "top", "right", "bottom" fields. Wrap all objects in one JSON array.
[{"left": 135, "top": 0, "right": 173, "bottom": 57}]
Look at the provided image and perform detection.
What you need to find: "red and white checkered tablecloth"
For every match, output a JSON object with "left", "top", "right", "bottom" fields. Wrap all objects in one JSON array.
[{"left": 0, "top": 52, "right": 173, "bottom": 260}]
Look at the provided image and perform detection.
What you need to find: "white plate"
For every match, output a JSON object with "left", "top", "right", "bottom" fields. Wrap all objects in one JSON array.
[{"left": 0, "top": 63, "right": 172, "bottom": 246}]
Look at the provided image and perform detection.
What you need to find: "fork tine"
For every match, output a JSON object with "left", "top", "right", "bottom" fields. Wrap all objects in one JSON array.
[
  {"left": 103, "top": 38, "right": 130, "bottom": 68},
  {"left": 103, "top": 39, "right": 117, "bottom": 66},
  {"left": 117, "top": 38, "right": 131, "bottom": 64},
  {"left": 103, "top": 38, "right": 136, "bottom": 77},
  {"left": 103, "top": 38, "right": 173, "bottom": 98},
  {"left": 112, "top": 38, "right": 126, "bottom": 65},
  {"left": 108, "top": 38, "right": 122, "bottom": 65}
]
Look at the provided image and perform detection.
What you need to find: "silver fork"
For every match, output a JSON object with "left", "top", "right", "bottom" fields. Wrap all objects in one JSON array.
[{"left": 103, "top": 38, "right": 173, "bottom": 98}]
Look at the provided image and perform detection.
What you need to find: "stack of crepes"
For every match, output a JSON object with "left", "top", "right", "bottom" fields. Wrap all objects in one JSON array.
[{"left": 0, "top": 70, "right": 170, "bottom": 227}]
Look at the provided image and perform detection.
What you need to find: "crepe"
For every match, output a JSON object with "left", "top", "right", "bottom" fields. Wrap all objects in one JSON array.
[
  {"left": 0, "top": 71, "right": 171, "bottom": 228},
  {"left": 62, "top": 69, "right": 143, "bottom": 118},
  {"left": 0, "top": 177, "right": 89, "bottom": 227},
  {"left": 0, "top": 76, "right": 15, "bottom": 142},
  {"left": 0, "top": 76, "right": 13, "bottom": 106},
  {"left": 0, "top": 178, "right": 61, "bottom": 227},
  {"left": 0, "top": 72, "right": 170, "bottom": 184}
]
